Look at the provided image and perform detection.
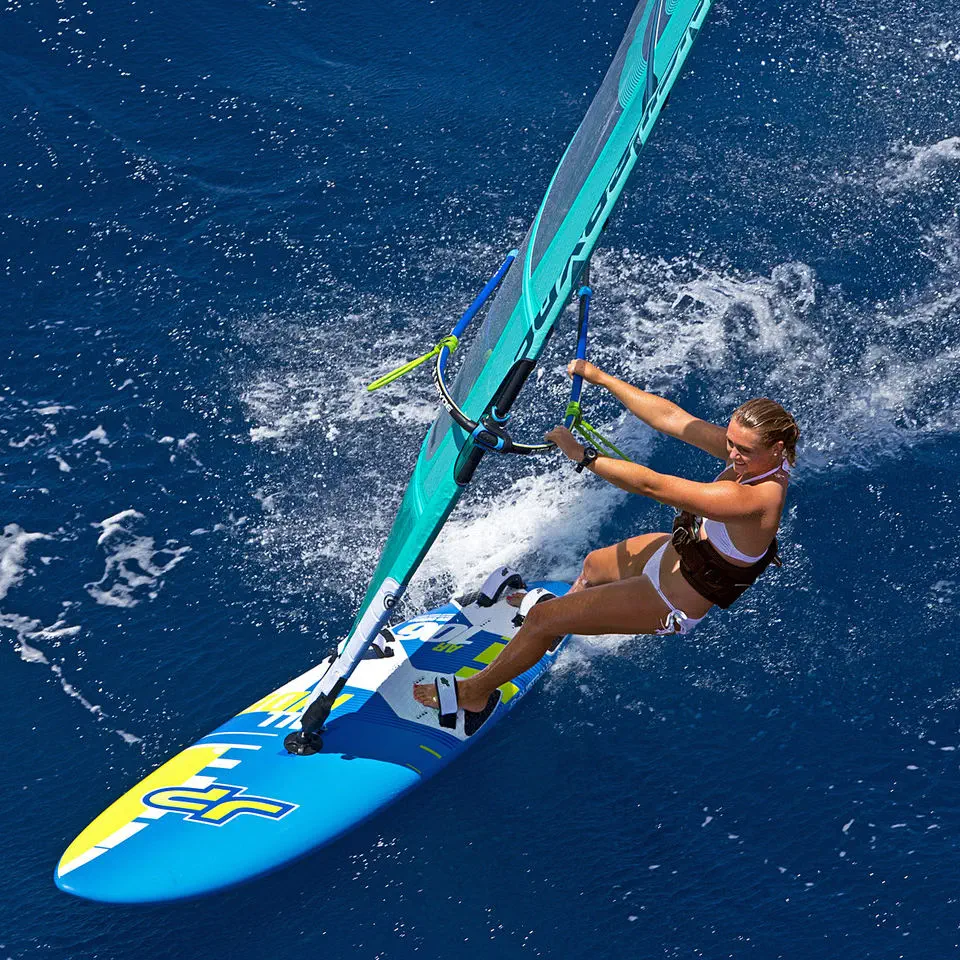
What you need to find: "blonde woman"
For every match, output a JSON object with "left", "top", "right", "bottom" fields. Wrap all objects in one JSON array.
[{"left": 415, "top": 360, "right": 800, "bottom": 730}]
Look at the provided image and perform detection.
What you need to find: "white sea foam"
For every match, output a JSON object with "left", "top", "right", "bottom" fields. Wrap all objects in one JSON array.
[
  {"left": 252, "top": 489, "right": 278, "bottom": 513},
  {"left": 3, "top": 615, "right": 51, "bottom": 663},
  {"left": 8, "top": 424, "right": 56, "bottom": 449},
  {"left": 33, "top": 404, "right": 75, "bottom": 416},
  {"left": 86, "top": 510, "right": 191, "bottom": 607},
  {"left": 0, "top": 525, "right": 126, "bottom": 731},
  {"left": 879, "top": 138, "right": 960, "bottom": 191},
  {"left": 236, "top": 139, "right": 960, "bottom": 679},
  {"left": 928, "top": 39, "right": 960, "bottom": 62},
  {"left": 71, "top": 425, "right": 110, "bottom": 446},
  {"left": 0, "top": 524, "right": 53, "bottom": 601},
  {"left": 0, "top": 612, "right": 140, "bottom": 744},
  {"left": 157, "top": 431, "right": 203, "bottom": 466},
  {"left": 95, "top": 509, "right": 143, "bottom": 546}
]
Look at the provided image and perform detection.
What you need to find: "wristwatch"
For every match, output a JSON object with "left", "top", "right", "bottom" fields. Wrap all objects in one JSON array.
[{"left": 575, "top": 446, "right": 599, "bottom": 473}]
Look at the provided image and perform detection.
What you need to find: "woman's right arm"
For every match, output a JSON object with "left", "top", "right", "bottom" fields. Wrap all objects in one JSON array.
[{"left": 568, "top": 360, "right": 728, "bottom": 459}]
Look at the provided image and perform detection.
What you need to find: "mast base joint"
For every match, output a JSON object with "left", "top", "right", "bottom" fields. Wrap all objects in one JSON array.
[{"left": 284, "top": 729, "right": 324, "bottom": 756}]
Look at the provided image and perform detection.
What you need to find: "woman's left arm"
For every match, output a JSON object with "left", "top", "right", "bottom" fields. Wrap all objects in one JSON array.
[
  {"left": 546, "top": 426, "right": 762, "bottom": 522},
  {"left": 592, "top": 458, "right": 761, "bottom": 521}
]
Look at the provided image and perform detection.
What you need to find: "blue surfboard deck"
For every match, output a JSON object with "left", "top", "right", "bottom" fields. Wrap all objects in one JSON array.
[{"left": 55, "top": 581, "right": 569, "bottom": 903}]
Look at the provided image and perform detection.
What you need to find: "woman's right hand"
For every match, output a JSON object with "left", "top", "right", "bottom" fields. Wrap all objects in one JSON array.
[{"left": 567, "top": 359, "right": 603, "bottom": 384}]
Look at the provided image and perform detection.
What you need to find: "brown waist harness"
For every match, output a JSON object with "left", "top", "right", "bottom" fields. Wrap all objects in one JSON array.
[{"left": 670, "top": 511, "right": 781, "bottom": 609}]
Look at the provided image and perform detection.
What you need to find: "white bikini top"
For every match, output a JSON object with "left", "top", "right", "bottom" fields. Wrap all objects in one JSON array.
[{"left": 703, "top": 460, "right": 791, "bottom": 564}]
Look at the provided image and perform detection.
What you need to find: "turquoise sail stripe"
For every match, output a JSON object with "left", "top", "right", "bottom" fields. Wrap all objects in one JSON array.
[{"left": 338, "top": 0, "right": 712, "bottom": 690}]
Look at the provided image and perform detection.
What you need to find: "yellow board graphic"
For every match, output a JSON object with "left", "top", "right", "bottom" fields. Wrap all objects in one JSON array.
[
  {"left": 241, "top": 690, "right": 352, "bottom": 716},
  {"left": 456, "top": 656, "right": 520, "bottom": 703},
  {"left": 58, "top": 744, "right": 223, "bottom": 875},
  {"left": 143, "top": 783, "right": 296, "bottom": 824}
]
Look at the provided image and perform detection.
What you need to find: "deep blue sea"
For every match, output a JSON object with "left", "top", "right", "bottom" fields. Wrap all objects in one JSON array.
[{"left": 3, "top": 0, "right": 960, "bottom": 956}]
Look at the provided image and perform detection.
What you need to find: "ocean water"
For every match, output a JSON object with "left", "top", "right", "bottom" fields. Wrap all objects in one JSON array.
[{"left": 3, "top": 0, "right": 960, "bottom": 956}]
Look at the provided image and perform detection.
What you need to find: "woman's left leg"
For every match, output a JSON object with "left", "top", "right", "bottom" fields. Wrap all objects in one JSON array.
[
  {"left": 513, "top": 532, "right": 670, "bottom": 602},
  {"left": 414, "top": 574, "right": 673, "bottom": 713}
]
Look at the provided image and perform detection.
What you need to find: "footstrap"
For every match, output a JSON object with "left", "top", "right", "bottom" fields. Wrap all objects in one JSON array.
[
  {"left": 519, "top": 587, "right": 555, "bottom": 618},
  {"left": 371, "top": 628, "right": 395, "bottom": 658},
  {"left": 435, "top": 675, "right": 459, "bottom": 729},
  {"left": 476, "top": 566, "right": 525, "bottom": 607}
]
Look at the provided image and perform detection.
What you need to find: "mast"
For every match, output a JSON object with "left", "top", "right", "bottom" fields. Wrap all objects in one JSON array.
[{"left": 285, "top": 0, "right": 712, "bottom": 754}]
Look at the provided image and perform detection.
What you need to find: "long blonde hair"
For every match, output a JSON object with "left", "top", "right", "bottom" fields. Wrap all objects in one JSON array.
[{"left": 733, "top": 398, "right": 800, "bottom": 466}]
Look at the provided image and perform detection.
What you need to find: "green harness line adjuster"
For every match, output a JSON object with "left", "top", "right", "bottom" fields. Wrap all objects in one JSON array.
[
  {"left": 564, "top": 401, "right": 634, "bottom": 462},
  {"left": 367, "top": 335, "right": 459, "bottom": 392}
]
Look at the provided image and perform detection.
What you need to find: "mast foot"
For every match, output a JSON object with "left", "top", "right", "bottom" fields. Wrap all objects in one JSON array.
[
  {"left": 284, "top": 729, "right": 324, "bottom": 755},
  {"left": 284, "top": 684, "right": 344, "bottom": 756}
]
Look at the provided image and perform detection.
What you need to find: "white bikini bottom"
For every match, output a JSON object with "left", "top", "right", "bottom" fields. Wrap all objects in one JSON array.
[{"left": 642, "top": 540, "right": 706, "bottom": 636}]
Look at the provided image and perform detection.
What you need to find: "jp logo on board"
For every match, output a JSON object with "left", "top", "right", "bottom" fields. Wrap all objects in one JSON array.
[{"left": 143, "top": 783, "right": 297, "bottom": 825}]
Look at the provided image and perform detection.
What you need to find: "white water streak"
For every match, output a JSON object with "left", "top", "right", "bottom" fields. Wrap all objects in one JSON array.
[{"left": 86, "top": 510, "right": 191, "bottom": 608}]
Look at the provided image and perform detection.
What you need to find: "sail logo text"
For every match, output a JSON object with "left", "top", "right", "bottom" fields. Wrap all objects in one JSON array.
[
  {"left": 142, "top": 783, "right": 298, "bottom": 826},
  {"left": 527, "top": 0, "right": 706, "bottom": 339}
]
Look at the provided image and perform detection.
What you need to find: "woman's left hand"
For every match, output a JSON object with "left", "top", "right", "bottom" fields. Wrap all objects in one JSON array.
[{"left": 545, "top": 425, "right": 584, "bottom": 462}]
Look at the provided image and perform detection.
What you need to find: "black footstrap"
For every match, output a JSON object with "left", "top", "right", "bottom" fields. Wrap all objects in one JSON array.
[{"left": 463, "top": 689, "right": 501, "bottom": 737}]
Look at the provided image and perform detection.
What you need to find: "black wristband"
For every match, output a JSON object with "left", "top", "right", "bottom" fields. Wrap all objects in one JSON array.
[{"left": 575, "top": 446, "right": 599, "bottom": 473}]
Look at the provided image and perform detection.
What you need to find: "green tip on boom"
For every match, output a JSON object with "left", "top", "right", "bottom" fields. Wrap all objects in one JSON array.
[{"left": 367, "top": 335, "right": 459, "bottom": 391}]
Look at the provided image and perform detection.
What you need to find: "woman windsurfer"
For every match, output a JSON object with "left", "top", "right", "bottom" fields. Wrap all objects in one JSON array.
[{"left": 413, "top": 359, "right": 800, "bottom": 722}]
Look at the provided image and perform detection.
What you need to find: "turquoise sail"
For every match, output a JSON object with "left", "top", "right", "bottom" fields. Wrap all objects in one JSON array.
[{"left": 306, "top": 0, "right": 713, "bottom": 713}]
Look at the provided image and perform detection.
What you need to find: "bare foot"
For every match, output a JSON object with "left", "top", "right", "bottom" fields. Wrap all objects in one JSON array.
[{"left": 413, "top": 681, "right": 440, "bottom": 709}]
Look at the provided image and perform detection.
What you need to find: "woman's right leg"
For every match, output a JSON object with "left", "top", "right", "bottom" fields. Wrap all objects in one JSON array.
[
  {"left": 578, "top": 532, "right": 672, "bottom": 589},
  {"left": 512, "top": 532, "right": 673, "bottom": 602}
]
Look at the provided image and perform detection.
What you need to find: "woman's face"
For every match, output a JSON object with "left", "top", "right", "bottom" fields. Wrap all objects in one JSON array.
[{"left": 726, "top": 419, "right": 783, "bottom": 478}]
